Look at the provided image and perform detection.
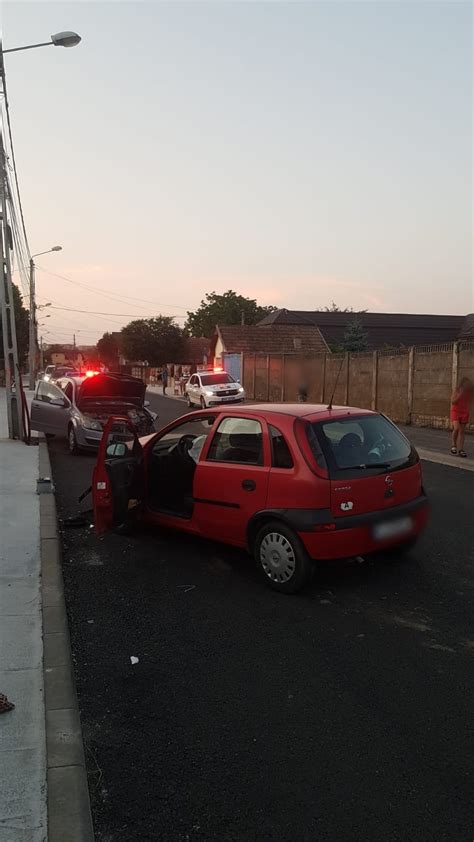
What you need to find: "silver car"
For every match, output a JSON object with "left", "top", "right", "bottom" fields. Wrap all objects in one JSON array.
[{"left": 31, "top": 373, "right": 157, "bottom": 454}]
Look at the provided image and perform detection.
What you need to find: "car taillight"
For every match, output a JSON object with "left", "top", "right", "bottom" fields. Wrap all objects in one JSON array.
[{"left": 294, "top": 418, "right": 329, "bottom": 478}]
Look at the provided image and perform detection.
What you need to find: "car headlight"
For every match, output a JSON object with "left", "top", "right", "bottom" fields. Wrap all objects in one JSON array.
[
  {"left": 80, "top": 414, "right": 102, "bottom": 431},
  {"left": 203, "top": 390, "right": 213, "bottom": 396},
  {"left": 238, "top": 386, "right": 244, "bottom": 393}
]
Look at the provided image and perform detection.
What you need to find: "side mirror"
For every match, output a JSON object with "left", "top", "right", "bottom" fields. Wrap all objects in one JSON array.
[
  {"left": 51, "top": 398, "right": 67, "bottom": 407},
  {"left": 106, "top": 442, "right": 127, "bottom": 458},
  {"left": 144, "top": 400, "right": 150, "bottom": 407}
]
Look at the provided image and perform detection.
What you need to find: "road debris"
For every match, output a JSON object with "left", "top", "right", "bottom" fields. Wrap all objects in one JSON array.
[{"left": 130, "top": 656, "right": 139, "bottom": 665}]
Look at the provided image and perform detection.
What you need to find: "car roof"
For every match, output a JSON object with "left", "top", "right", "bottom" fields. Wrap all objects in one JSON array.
[{"left": 197, "top": 403, "right": 376, "bottom": 420}]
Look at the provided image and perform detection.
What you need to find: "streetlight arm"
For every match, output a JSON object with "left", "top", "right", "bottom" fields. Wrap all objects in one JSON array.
[
  {"left": 31, "top": 246, "right": 62, "bottom": 260},
  {"left": 3, "top": 42, "right": 54, "bottom": 55},
  {"left": 3, "top": 32, "right": 81, "bottom": 54}
]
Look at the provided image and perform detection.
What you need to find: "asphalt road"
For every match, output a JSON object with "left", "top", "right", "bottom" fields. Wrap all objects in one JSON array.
[{"left": 48, "top": 394, "right": 474, "bottom": 842}]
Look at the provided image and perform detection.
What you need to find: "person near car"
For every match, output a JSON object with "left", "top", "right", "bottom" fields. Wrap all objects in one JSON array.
[
  {"left": 450, "top": 377, "right": 472, "bottom": 457},
  {"left": 161, "top": 367, "right": 168, "bottom": 395}
]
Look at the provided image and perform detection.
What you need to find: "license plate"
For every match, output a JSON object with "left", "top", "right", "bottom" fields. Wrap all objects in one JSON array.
[{"left": 372, "top": 516, "right": 412, "bottom": 541}]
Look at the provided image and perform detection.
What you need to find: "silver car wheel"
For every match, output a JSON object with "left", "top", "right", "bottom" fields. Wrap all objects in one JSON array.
[
  {"left": 68, "top": 427, "right": 77, "bottom": 453},
  {"left": 260, "top": 532, "right": 296, "bottom": 583}
]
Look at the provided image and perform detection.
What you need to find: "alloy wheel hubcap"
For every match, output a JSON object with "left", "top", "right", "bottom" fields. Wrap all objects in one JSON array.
[{"left": 260, "top": 533, "right": 296, "bottom": 583}]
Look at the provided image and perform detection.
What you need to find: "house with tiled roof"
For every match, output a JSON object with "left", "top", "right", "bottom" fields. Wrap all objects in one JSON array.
[
  {"left": 210, "top": 322, "right": 328, "bottom": 361},
  {"left": 258, "top": 309, "right": 472, "bottom": 350}
]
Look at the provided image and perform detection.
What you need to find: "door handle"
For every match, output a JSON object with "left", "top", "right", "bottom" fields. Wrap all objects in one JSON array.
[{"left": 242, "top": 479, "right": 256, "bottom": 491}]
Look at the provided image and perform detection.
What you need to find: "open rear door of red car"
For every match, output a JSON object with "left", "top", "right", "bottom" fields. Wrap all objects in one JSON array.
[{"left": 93, "top": 416, "right": 144, "bottom": 535}]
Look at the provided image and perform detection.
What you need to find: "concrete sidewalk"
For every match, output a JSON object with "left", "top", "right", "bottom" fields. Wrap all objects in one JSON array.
[
  {"left": 0, "top": 391, "right": 45, "bottom": 841},
  {"left": 0, "top": 389, "right": 93, "bottom": 842},
  {"left": 400, "top": 425, "right": 474, "bottom": 472}
]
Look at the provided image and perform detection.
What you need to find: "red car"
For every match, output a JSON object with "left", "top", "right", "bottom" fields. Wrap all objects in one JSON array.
[{"left": 93, "top": 404, "right": 429, "bottom": 593}]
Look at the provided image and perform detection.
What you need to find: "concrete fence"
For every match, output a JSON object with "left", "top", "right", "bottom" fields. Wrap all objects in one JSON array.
[{"left": 241, "top": 341, "right": 474, "bottom": 430}]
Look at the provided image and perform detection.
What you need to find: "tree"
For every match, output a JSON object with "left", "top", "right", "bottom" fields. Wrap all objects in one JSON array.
[
  {"left": 185, "top": 290, "right": 276, "bottom": 337},
  {"left": 343, "top": 318, "right": 369, "bottom": 352},
  {"left": 121, "top": 316, "right": 186, "bottom": 365},
  {"left": 97, "top": 332, "right": 120, "bottom": 367},
  {"left": 0, "top": 282, "right": 29, "bottom": 365},
  {"left": 323, "top": 302, "right": 368, "bottom": 313}
]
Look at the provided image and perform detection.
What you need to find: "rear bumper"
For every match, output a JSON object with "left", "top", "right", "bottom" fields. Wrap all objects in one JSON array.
[{"left": 298, "top": 495, "right": 429, "bottom": 561}]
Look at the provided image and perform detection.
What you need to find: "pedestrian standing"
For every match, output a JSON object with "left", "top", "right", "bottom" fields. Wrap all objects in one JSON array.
[
  {"left": 450, "top": 377, "right": 472, "bottom": 457},
  {"left": 162, "top": 367, "right": 168, "bottom": 396}
]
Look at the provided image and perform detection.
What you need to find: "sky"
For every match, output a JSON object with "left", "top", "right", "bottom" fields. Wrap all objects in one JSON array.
[{"left": 2, "top": 0, "right": 473, "bottom": 346}]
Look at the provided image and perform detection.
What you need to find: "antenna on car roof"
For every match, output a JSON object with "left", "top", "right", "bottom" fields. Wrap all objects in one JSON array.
[{"left": 327, "top": 354, "right": 346, "bottom": 411}]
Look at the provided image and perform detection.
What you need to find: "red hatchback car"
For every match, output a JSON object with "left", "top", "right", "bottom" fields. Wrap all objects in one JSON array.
[{"left": 93, "top": 404, "right": 429, "bottom": 593}]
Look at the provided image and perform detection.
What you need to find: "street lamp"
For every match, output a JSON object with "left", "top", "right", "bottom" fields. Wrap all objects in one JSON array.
[
  {"left": 29, "top": 247, "right": 62, "bottom": 388},
  {"left": 0, "top": 34, "right": 80, "bottom": 438},
  {"left": 3, "top": 32, "right": 81, "bottom": 54}
]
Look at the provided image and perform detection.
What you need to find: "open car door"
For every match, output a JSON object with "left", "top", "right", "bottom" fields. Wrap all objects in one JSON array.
[{"left": 93, "top": 417, "right": 144, "bottom": 535}]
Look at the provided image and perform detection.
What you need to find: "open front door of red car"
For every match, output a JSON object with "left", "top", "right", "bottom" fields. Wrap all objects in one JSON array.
[{"left": 92, "top": 416, "right": 144, "bottom": 535}]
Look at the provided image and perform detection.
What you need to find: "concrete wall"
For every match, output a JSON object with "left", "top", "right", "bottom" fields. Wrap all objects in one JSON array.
[
  {"left": 241, "top": 341, "right": 474, "bottom": 430},
  {"left": 377, "top": 351, "right": 410, "bottom": 423},
  {"left": 412, "top": 347, "right": 453, "bottom": 428}
]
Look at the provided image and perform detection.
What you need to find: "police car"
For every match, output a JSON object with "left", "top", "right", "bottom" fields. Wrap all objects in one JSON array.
[{"left": 185, "top": 369, "right": 246, "bottom": 409}]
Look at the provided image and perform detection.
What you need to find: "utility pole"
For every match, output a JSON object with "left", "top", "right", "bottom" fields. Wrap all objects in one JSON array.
[
  {"left": 40, "top": 335, "right": 44, "bottom": 370},
  {"left": 0, "top": 129, "right": 23, "bottom": 438},
  {"left": 28, "top": 256, "right": 36, "bottom": 388}
]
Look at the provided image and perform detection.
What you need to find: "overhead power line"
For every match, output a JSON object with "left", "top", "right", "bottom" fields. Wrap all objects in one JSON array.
[
  {"left": 0, "top": 67, "right": 30, "bottom": 258},
  {"left": 36, "top": 265, "right": 189, "bottom": 314}
]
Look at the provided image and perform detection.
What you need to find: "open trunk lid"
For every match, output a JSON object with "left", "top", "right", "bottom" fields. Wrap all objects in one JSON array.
[{"left": 77, "top": 374, "right": 146, "bottom": 408}]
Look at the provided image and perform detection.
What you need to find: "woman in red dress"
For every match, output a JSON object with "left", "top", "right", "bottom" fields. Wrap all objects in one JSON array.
[{"left": 450, "top": 377, "right": 472, "bottom": 457}]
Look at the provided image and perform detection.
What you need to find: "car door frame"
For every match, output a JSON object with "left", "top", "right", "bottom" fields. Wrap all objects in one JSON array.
[
  {"left": 188, "top": 374, "right": 200, "bottom": 404},
  {"left": 30, "top": 380, "right": 71, "bottom": 436},
  {"left": 192, "top": 411, "right": 272, "bottom": 546},
  {"left": 93, "top": 416, "right": 144, "bottom": 534}
]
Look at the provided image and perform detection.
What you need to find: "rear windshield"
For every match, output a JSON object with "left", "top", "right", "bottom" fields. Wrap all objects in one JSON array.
[
  {"left": 200, "top": 373, "right": 233, "bottom": 386},
  {"left": 311, "top": 414, "right": 414, "bottom": 474}
]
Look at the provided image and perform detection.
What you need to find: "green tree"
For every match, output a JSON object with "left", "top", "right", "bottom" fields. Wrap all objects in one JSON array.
[
  {"left": 323, "top": 302, "right": 368, "bottom": 313},
  {"left": 0, "top": 282, "right": 29, "bottom": 365},
  {"left": 121, "top": 316, "right": 185, "bottom": 365},
  {"left": 343, "top": 318, "right": 369, "bottom": 352},
  {"left": 185, "top": 290, "right": 276, "bottom": 337},
  {"left": 97, "top": 332, "right": 120, "bottom": 366}
]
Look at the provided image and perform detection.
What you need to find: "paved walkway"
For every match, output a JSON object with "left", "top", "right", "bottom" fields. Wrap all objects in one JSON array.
[
  {"left": 399, "top": 425, "right": 474, "bottom": 472},
  {"left": 0, "top": 390, "right": 46, "bottom": 841}
]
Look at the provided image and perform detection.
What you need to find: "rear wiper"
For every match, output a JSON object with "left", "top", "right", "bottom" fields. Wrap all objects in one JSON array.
[{"left": 352, "top": 462, "right": 392, "bottom": 470}]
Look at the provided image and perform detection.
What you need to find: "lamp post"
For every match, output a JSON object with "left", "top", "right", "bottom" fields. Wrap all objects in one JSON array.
[
  {"left": 29, "top": 246, "right": 61, "bottom": 388},
  {"left": 2, "top": 31, "right": 81, "bottom": 55},
  {"left": 0, "top": 32, "right": 80, "bottom": 437}
]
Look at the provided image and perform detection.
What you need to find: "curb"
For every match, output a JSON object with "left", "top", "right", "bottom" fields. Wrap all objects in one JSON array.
[
  {"left": 39, "top": 437, "right": 95, "bottom": 842},
  {"left": 418, "top": 447, "right": 474, "bottom": 472}
]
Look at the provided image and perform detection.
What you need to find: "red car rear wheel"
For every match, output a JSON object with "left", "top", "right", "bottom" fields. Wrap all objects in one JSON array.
[{"left": 254, "top": 521, "right": 313, "bottom": 594}]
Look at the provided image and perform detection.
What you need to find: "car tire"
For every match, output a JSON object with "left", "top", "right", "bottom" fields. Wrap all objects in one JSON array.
[
  {"left": 68, "top": 425, "right": 80, "bottom": 455},
  {"left": 187, "top": 394, "right": 193, "bottom": 408},
  {"left": 254, "top": 520, "right": 313, "bottom": 594},
  {"left": 200, "top": 396, "right": 207, "bottom": 409}
]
